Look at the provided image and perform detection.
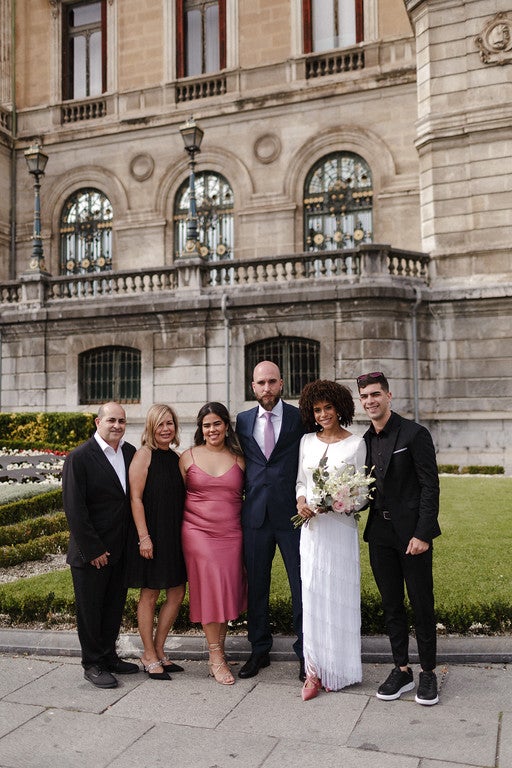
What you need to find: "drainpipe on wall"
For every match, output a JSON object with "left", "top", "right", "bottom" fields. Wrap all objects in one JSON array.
[
  {"left": 9, "top": 0, "right": 17, "bottom": 280},
  {"left": 221, "top": 294, "right": 230, "bottom": 411},
  {"left": 411, "top": 285, "right": 422, "bottom": 423}
]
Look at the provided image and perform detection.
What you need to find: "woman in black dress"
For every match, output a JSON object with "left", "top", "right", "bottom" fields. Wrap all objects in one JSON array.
[{"left": 127, "top": 404, "right": 186, "bottom": 680}]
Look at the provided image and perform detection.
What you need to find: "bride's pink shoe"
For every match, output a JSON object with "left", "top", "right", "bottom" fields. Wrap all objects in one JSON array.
[{"left": 301, "top": 675, "right": 321, "bottom": 701}]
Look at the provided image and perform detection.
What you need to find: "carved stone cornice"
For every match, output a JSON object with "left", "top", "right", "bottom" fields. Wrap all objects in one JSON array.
[
  {"left": 475, "top": 12, "right": 512, "bottom": 66},
  {"left": 49, "top": 0, "right": 114, "bottom": 16}
]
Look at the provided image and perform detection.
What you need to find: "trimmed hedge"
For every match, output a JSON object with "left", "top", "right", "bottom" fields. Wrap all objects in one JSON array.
[
  {"left": 0, "top": 412, "right": 95, "bottom": 452},
  {"left": 438, "top": 464, "right": 504, "bottom": 475},
  {"left": 0, "top": 489, "right": 63, "bottom": 526},
  {"left": 0, "top": 512, "right": 67, "bottom": 547},
  {"left": 0, "top": 531, "right": 69, "bottom": 568},
  {"left": 0, "top": 584, "right": 510, "bottom": 635}
]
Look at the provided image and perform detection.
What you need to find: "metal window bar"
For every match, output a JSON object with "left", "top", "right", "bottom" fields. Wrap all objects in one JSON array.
[
  {"left": 245, "top": 337, "right": 320, "bottom": 400},
  {"left": 79, "top": 346, "right": 141, "bottom": 404}
]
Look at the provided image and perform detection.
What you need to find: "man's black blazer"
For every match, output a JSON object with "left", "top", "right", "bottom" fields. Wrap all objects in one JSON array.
[
  {"left": 62, "top": 437, "right": 136, "bottom": 567},
  {"left": 363, "top": 411, "right": 441, "bottom": 547}
]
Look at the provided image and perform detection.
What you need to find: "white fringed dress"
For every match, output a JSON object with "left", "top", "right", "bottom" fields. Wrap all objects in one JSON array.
[{"left": 296, "top": 431, "right": 366, "bottom": 691}]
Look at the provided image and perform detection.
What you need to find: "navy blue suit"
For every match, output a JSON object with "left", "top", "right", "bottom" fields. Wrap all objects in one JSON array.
[
  {"left": 63, "top": 436, "right": 136, "bottom": 668},
  {"left": 236, "top": 402, "right": 304, "bottom": 658}
]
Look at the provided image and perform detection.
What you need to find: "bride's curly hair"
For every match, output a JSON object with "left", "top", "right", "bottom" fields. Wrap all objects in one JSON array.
[{"left": 298, "top": 380, "right": 355, "bottom": 432}]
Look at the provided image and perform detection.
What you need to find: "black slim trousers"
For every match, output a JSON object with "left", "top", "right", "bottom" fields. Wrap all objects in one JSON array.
[
  {"left": 71, "top": 558, "right": 128, "bottom": 669},
  {"left": 368, "top": 515, "right": 436, "bottom": 672}
]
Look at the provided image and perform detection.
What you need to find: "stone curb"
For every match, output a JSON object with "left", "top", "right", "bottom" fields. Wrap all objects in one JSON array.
[{"left": 0, "top": 628, "right": 510, "bottom": 664}]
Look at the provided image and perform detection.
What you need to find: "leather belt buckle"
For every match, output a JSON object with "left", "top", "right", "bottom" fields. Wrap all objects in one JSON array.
[{"left": 382, "top": 510, "right": 391, "bottom": 520}]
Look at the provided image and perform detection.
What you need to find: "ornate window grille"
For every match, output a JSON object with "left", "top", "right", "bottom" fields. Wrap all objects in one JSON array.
[
  {"left": 78, "top": 346, "right": 141, "bottom": 404},
  {"left": 174, "top": 171, "right": 234, "bottom": 260},
  {"left": 62, "top": 1, "right": 106, "bottom": 100},
  {"left": 304, "top": 152, "right": 373, "bottom": 251},
  {"left": 60, "top": 188, "right": 113, "bottom": 274},
  {"left": 245, "top": 337, "right": 320, "bottom": 400},
  {"left": 176, "top": 0, "right": 226, "bottom": 78}
]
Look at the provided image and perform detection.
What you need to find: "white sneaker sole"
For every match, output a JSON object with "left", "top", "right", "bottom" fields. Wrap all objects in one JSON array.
[
  {"left": 376, "top": 681, "right": 415, "bottom": 700},
  {"left": 415, "top": 693, "right": 439, "bottom": 705}
]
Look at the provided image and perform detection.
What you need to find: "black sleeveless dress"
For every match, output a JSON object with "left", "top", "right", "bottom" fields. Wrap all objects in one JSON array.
[{"left": 126, "top": 448, "right": 186, "bottom": 589}]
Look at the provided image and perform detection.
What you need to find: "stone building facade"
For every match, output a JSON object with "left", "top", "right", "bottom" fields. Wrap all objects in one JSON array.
[{"left": 0, "top": 0, "right": 511, "bottom": 469}]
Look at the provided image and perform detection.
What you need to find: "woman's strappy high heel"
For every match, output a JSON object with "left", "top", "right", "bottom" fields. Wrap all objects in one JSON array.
[{"left": 207, "top": 643, "right": 235, "bottom": 685}]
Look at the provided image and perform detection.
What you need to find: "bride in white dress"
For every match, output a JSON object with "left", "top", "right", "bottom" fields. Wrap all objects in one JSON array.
[{"left": 295, "top": 380, "right": 366, "bottom": 699}]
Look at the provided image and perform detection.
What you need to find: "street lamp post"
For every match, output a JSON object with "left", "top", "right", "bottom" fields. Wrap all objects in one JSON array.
[
  {"left": 24, "top": 142, "right": 49, "bottom": 272},
  {"left": 179, "top": 117, "right": 204, "bottom": 257}
]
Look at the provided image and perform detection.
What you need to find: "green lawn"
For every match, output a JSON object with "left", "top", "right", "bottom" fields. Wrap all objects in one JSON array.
[
  {"left": 1, "top": 476, "right": 511, "bottom": 633},
  {"left": 270, "top": 476, "right": 512, "bottom": 631}
]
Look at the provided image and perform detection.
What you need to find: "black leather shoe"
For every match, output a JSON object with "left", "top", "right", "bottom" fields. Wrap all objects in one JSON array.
[
  {"left": 299, "top": 659, "right": 306, "bottom": 682},
  {"left": 84, "top": 665, "right": 118, "bottom": 689},
  {"left": 107, "top": 659, "right": 139, "bottom": 675},
  {"left": 238, "top": 652, "right": 270, "bottom": 679}
]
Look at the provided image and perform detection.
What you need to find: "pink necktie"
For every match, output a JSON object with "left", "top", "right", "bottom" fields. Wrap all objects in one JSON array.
[{"left": 263, "top": 411, "right": 275, "bottom": 459}]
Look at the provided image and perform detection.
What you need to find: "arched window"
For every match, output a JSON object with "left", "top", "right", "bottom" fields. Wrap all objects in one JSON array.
[
  {"left": 174, "top": 171, "right": 234, "bottom": 260},
  {"left": 304, "top": 152, "right": 373, "bottom": 251},
  {"left": 245, "top": 337, "right": 320, "bottom": 400},
  {"left": 60, "top": 188, "right": 113, "bottom": 274},
  {"left": 78, "top": 346, "right": 141, "bottom": 404}
]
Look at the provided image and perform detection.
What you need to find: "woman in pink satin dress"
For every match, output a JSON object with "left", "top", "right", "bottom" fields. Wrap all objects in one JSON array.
[{"left": 179, "top": 402, "right": 246, "bottom": 685}]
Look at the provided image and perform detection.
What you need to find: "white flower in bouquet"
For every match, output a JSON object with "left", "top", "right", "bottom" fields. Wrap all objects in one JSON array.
[{"left": 292, "top": 454, "right": 374, "bottom": 528}]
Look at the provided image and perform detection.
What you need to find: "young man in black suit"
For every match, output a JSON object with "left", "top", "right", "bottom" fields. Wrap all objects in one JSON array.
[
  {"left": 236, "top": 361, "right": 305, "bottom": 680},
  {"left": 357, "top": 372, "right": 441, "bottom": 706},
  {"left": 63, "top": 402, "right": 138, "bottom": 689}
]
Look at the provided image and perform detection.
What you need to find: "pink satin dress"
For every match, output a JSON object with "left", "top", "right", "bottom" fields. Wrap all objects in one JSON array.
[{"left": 182, "top": 456, "right": 247, "bottom": 624}]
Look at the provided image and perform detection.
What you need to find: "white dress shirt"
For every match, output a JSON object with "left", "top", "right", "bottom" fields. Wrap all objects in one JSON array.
[
  {"left": 94, "top": 432, "right": 127, "bottom": 493},
  {"left": 253, "top": 399, "right": 283, "bottom": 454}
]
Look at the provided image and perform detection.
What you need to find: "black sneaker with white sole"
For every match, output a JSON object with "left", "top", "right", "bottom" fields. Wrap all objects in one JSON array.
[
  {"left": 415, "top": 670, "right": 439, "bottom": 705},
  {"left": 376, "top": 666, "right": 415, "bottom": 700}
]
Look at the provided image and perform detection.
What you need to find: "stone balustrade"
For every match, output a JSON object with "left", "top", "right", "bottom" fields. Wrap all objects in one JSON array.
[{"left": 0, "top": 246, "right": 430, "bottom": 308}]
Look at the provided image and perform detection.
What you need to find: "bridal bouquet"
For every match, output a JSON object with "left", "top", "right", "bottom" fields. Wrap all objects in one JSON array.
[{"left": 291, "top": 454, "right": 374, "bottom": 528}]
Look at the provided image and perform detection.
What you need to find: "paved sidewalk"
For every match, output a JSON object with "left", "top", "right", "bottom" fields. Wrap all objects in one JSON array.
[{"left": 0, "top": 631, "right": 510, "bottom": 768}]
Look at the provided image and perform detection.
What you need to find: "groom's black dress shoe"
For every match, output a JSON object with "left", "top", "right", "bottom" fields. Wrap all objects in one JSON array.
[
  {"left": 299, "top": 659, "right": 306, "bottom": 682},
  {"left": 238, "top": 652, "right": 271, "bottom": 679}
]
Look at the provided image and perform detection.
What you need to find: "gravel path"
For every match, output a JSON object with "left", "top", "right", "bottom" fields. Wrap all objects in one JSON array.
[{"left": 0, "top": 553, "right": 67, "bottom": 584}]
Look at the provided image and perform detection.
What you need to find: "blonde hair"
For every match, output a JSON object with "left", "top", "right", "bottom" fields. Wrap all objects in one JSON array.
[{"left": 141, "top": 403, "right": 180, "bottom": 449}]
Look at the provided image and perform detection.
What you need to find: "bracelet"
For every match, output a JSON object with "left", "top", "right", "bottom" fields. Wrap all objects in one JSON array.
[{"left": 138, "top": 534, "right": 151, "bottom": 545}]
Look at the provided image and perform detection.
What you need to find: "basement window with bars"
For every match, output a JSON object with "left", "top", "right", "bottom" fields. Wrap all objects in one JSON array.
[
  {"left": 244, "top": 337, "right": 320, "bottom": 400},
  {"left": 79, "top": 346, "right": 141, "bottom": 404}
]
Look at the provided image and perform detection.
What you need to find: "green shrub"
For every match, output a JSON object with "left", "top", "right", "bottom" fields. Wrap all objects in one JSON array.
[
  {"left": 0, "top": 512, "right": 67, "bottom": 546},
  {"left": 0, "top": 412, "right": 95, "bottom": 452},
  {"left": 460, "top": 465, "right": 504, "bottom": 475},
  {"left": 438, "top": 464, "right": 460, "bottom": 474},
  {"left": 0, "top": 489, "right": 62, "bottom": 526},
  {"left": 0, "top": 531, "right": 69, "bottom": 567},
  {"left": 438, "top": 464, "right": 504, "bottom": 475}
]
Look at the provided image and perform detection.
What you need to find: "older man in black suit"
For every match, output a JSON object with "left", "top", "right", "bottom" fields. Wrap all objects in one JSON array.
[
  {"left": 236, "top": 361, "right": 305, "bottom": 680},
  {"left": 63, "top": 402, "right": 138, "bottom": 688},
  {"left": 357, "top": 372, "right": 441, "bottom": 706}
]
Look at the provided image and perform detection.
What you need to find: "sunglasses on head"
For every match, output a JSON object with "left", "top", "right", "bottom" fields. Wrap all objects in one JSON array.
[{"left": 356, "top": 371, "right": 385, "bottom": 387}]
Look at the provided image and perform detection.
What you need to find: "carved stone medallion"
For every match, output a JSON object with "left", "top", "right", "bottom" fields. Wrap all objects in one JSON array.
[{"left": 475, "top": 12, "right": 512, "bottom": 65}]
